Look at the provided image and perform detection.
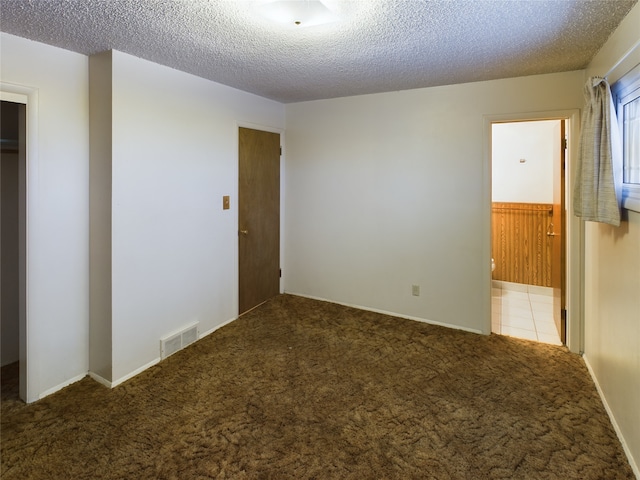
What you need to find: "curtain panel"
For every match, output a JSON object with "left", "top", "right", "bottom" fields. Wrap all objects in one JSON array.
[{"left": 573, "top": 77, "right": 622, "bottom": 227}]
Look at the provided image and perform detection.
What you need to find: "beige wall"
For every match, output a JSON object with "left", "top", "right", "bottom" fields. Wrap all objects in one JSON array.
[
  {"left": 1, "top": 33, "right": 285, "bottom": 399},
  {"left": 284, "top": 70, "right": 583, "bottom": 334},
  {"left": 492, "top": 120, "right": 560, "bottom": 204},
  {"left": 582, "top": 3, "right": 640, "bottom": 475},
  {"left": 99, "top": 50, "right": 285, "bottom": 385},
  {"left": 1, "top": 33, "right": 90, "bottom": 402},
  {"left": 88, "top": 50, "right": 114, "bottom": 382}
]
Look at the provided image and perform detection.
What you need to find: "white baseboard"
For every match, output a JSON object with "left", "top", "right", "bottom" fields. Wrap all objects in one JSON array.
[
  {"left": 88, "top": 371, "right": 113, "bottom": 389},
  {"left": 38, "top": 372, "right": 87, "bottom": 400},
  {"left": 583, "top": 354, "right": 639, "bottom": 479},
  {"left": 286, "top": 292, "right": 483, "bottom": 335},
  {"left": 199, "top": 316, "right": 237, "bottom": 339},
  {"left": 85, "top": 317, "right": 238, "bottom": 391},
  {"left": 110, "top": 357, "right": 160, "bottom": 388}
]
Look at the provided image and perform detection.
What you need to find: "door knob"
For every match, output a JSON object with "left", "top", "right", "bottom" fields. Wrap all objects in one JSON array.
[
  {"left": 240, "top": 230, "right": 249, "bottom": 235},
  {"left": 546, "top": 223, "right": 557, "bottom": 237}
]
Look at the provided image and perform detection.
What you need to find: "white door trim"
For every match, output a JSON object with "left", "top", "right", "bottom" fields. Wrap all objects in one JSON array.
[
  {"left": 483, "top": 109, "right": 583, "bottom": 353},
  {"left": 1, "top": 82, "right": 39, "bottom": 402}
]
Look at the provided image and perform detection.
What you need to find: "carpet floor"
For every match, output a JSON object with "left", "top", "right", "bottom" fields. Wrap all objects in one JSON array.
[{"left": 1, "top": 294, "right": 634, "bottom": 479}]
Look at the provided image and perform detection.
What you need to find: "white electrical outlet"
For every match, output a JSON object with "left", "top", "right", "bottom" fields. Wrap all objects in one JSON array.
[{"left": 412, "top": 285, "right": 420, "bottom": 296}]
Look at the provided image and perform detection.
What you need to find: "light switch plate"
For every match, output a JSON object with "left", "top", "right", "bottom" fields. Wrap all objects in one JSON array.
[{"left": 223, "top": 195, "right": 230, "bottom": 210}]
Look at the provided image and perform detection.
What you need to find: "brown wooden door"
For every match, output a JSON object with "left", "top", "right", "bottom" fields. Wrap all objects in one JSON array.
[{"left": 238, "top": 127, "right": 280, "bottom": 315}]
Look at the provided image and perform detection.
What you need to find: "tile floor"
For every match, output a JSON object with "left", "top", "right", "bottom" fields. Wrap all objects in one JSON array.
[{"left": 491, "top": 280, "right": 562, "bottom": 345}]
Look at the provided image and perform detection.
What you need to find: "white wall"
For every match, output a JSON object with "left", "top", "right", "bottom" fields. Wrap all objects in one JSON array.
[
  {"left": 108, "top": 51, "right": 285, "bottom": 383},
  {"left": 1, "top": 34, "right": 285, "bottom": 397},
  {"left": 492, "top": 120, "right": 559, "bottom": 204},
  {"left": 88, "top": 50, "right": 113, "bottom": 381},
  {"left": 0, "top": 33, "right": 90, "bottom": 401},
  {"left": 583, "top": 2, "right": 640, "bottom": 475},
  {"left": 284, "top": 71, "right": 583, "bottom": 333}
]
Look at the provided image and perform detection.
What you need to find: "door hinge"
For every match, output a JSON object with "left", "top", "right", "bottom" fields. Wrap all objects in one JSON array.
[
  {"left": 280, "top": 146, "right": 282, "bottom": 156},
  {"left": 562, "top": 308, "right": 567, "bottom": 321},
  {"left": 562, "top": 137, "right": 567, "bottom": 150},
  {"left": 279, "top": 268, "right": 282, "bottom": 278}
]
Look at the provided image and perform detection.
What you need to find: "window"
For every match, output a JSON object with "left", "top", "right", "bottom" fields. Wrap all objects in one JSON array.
[{"left": 613, "top": 63, "right": 640, "bottom": 212}]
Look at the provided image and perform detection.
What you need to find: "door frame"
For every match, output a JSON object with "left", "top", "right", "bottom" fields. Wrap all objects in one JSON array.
[
  {"left": 236, "top": 122, "right": 285, "bottom": 315},
  {"left": 483, "top": 109, "right": 583, "bottom": 353},
  {"left": 1, "top": 82, "right": 39, "bottom": 402}
]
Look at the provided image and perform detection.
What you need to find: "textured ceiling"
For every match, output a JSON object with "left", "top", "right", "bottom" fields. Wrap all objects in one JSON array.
[{"left": 0, "top": 0, "right": 637, "bottom": 103}]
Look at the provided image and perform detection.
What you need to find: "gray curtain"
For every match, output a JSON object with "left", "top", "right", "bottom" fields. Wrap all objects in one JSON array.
[{"left": 573, "top": 77, "right": 622, "bottom": 227}]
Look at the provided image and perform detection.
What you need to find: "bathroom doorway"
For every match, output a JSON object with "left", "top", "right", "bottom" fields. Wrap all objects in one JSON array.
[{"left": 491, "top": 119, "right": 566, "bottom": 345}]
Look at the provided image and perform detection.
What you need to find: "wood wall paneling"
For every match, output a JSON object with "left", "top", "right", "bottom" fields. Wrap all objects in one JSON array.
[{"left": 492, "top": 202, "right": 553, "bottom": 286}]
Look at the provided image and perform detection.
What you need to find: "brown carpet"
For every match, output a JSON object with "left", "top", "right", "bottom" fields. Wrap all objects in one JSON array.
[{"left": 1, "top": 294, "right": 634, "bottom": 479}]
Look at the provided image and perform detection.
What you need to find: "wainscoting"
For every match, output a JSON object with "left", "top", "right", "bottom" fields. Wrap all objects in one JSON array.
[{"left": 492, "top": 202, "right": 553, "bottom": 287}]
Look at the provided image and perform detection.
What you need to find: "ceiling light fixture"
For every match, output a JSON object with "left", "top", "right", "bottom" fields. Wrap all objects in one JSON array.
[{"left": 256, "top": 0, "right": 339, "bottom": 28}]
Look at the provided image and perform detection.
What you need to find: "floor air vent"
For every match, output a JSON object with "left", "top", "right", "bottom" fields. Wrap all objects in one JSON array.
[{"left": 160, "top": 323, "right": 199, "bottom": 359}]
